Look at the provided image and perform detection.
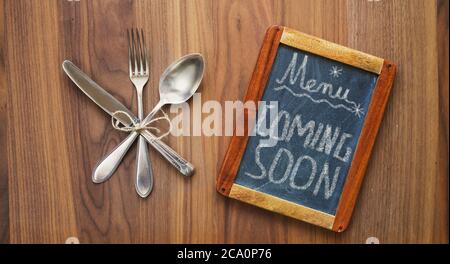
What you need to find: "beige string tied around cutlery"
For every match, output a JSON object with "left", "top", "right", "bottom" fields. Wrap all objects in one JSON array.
[{"left": 111, "top": 110, "right": 172, "bottom": 140}]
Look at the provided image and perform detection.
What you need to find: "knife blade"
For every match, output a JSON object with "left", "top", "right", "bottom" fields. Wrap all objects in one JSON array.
[
  {"left": 62, "top": 60, "right": 137, "bottom": 126},
  {"left": 62, "top": 60, "right": 194, "bottom": 178}
]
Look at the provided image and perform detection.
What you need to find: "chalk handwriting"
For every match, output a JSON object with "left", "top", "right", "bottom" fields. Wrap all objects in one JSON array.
[
  {"left": 247, "top": 142, "right": 342, "bottom": 200},
  {"left": 245, "top": 110, "right": 353, "bottom": 200},
  {"left": 256, "top": 110, "right": 354, "bottom": 162},
  {"left": 274, "top": 52, "right": 365, "bottom": 118},
  {"left": 268, "top": 148, "right": 294, "bottom": 184}
]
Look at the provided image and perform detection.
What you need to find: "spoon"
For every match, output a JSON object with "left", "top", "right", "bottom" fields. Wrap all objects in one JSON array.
[{"left": 92, "top": 53, "right": 205, "bottom": 186}]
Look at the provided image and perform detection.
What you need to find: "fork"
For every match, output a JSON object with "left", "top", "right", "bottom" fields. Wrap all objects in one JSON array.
[{"left": 128, "top": 28, "right": 153, "bottom": 197}]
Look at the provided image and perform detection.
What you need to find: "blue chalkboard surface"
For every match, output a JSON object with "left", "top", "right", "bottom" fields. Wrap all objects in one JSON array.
[{"left": 234, "top": 44, "right": 378, "bottom": 215}]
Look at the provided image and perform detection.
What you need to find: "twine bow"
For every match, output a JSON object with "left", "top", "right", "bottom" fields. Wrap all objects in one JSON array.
[{"left": 111, "top": 110, "right": 172, "bottom": 141}]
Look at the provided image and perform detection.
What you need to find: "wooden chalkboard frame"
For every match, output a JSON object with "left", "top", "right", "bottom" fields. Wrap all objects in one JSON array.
[{"left": 216, "top": 25, "right": 396, "bottom": 232}]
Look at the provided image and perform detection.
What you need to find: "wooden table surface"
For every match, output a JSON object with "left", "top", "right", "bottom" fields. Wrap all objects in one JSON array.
[{"left": 1, "top": 0, "right": 448, "bottom": 243}]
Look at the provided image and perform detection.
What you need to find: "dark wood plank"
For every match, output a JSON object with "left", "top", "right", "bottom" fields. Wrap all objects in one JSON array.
[
  {"left": 0, "top": 0, "right": 9, "bottom": 244},
  {"left": 437, "top": 0, "right": 449, "bottom": 243},
  {"left": 5, "top": 0, "right": 79, "bottom": 243}
]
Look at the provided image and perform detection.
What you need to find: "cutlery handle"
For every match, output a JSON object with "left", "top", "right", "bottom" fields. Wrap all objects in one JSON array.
[
  {"left": 141, "top": 131, "right": 195, "bottom": 177},
  {"left": 92, "top": 132, "right": 139, "bottom": 183},
  {"left": 136, "top": 135, "right": 153, "bottom": 197},
  {"left": 92, "top": 130, "right": 194, "bottom": 183},
  {"left": 136, "top": 88, "right": 153, "bottom": 197}
]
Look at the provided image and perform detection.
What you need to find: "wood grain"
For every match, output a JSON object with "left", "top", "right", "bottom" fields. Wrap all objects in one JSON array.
[
  {"left": 437, "top": 0, "right": 449, "bottom": 244},
  {"left": 0, "top": 0, "right": 8, "bottom": 244},
  {"left": 1, "top": 0, "right": 448, "bottom": 243}
]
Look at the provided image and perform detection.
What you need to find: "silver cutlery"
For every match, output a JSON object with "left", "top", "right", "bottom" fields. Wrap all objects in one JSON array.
[
  {"left": 61, "top": 60, "right": 198, "bottom": 182},
  {"left": 92, "top": 53, "right": 204, "bottom": 183},
  {"left": 128, "top": 28, "right": 153, "bottom": 197}
]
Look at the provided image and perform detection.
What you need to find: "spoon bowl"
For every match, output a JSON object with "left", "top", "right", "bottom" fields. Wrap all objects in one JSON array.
[{"left": 159, "top": 53, "right": 205, "bottom": 105}]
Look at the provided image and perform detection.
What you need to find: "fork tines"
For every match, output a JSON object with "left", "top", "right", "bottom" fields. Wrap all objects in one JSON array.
[{"left": 127, "top": 28, "right": 149, "bottom": 76}]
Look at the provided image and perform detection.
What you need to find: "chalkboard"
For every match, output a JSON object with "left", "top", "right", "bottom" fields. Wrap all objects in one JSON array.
[
  {"left": 217, "top": 26, "right": 396, "bottom": 232},
  {"left": 234, "top": 44, "right": 378, "bottom": 215}
]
